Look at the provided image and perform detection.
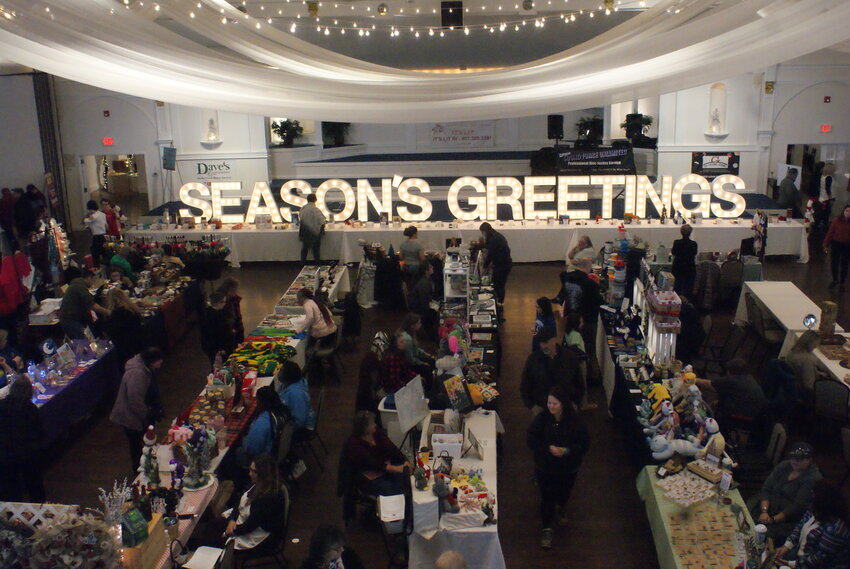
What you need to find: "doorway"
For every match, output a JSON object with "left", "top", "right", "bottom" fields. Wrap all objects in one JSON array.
[{"left": 79, "top": 154, "right": 149, "bottom": 226}]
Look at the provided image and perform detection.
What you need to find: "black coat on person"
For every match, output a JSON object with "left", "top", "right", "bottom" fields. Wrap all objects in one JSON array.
[
  {"left": 201, "top": 305, "right": 237, "bottom": 361},
  {"left": 527, "top": 406, "right": 590, "bottom": 474}
]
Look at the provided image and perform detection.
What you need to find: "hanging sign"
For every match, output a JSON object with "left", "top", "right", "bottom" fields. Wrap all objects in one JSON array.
[
  {"left": 430, "top": 121, "right": 495, "bottom": 148},
  {"left": 178, "top": 173, "right": 748, "bottom": 224},
  {"left": 691, "top": 152, "right": 740, "bottom": 181},
  {"left": 558, "top": 147, "right": 635, "bottom": 175}
]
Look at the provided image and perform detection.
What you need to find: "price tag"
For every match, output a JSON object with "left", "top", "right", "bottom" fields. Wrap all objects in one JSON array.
[
  {"left": 706, "top": 454, "right": 720, "bottom": 467},
  {"left": 719, "top": 470, "right": 733, "bottom": 492}
]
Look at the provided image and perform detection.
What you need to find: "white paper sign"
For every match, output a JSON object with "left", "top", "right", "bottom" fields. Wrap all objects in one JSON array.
[{"left": 394, "top": 376, "right": 430, "bottom": 435}]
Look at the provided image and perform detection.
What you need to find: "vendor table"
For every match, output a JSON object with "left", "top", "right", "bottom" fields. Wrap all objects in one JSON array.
[
  {"left": 636, "top": 466, "right": 755, "bottom": 569},
  {"left": 734, "top": 281, "right": 844, "bottom": 354},
  {"left": 36, "top": 342, "right": 121, "bottom": 443},
  {"left": 127, "top": 219, "right": 809, "bottom": 265},
  {"left": 409, "top": 410, "right": 505, "bottom": 569},
  {"left": 567, "top": 219, "right": 809, "bottom": 263}
]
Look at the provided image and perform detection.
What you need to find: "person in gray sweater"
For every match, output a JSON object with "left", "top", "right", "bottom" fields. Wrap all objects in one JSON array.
[
  {"left": 110, "top": 347, "right": 164, "bottom": 473},
  {"left": 748, "top": 442, "right": 822, "bottom": 544}
]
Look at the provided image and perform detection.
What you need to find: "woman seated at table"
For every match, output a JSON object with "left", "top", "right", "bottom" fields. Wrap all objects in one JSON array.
[
  {"left": 0, "top": 329, "right": 24, "bottom": 389},
  {"left": 774, "top": 479, "right": 850, "bottom": 569},
  {"left": 295, "top": 288, "right": 337, "bottom": 352},
  {"left": 379, "top": 333, "right": 418, "bottom": 395},
  {"left": 748, "top": 442, "right": 822, "bottom": 544},
  {"left": 345, "top": 411, "right": 410, "bottom": 496},
  {"left": 298, "top": 524, "right": 365, "bottom": 569},
  {"left": 223, "top": 455, "right": 286, "bottom": 559},
  {"left": 159, "top": 243, "right": 185, "bottom": 269},
  {"left": 106, "top": 267, "right": 133, "bottom": 290},
  {"left": 240, "top": 387, "right": 288, "bottom": 467},
  {"left": 784, "top": 331, "right": 827, "bottom": 400},
  {"left": 398, "top": 314, "right": 434, "bottom": 383}
]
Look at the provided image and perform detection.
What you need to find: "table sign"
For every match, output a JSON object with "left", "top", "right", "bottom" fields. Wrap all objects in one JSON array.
[{"left": 55, "top": 343, "right": 75, "bottom": 368}]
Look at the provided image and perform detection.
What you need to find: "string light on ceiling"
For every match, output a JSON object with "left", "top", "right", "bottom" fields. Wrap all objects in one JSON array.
[{"left": 127, "top": 0, "right": 647, "bottom": 39}]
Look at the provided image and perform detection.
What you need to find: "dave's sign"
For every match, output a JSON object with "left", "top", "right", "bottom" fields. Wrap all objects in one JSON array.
[{"left": 178, "top": 174, "right": 748, "bottom": 224}]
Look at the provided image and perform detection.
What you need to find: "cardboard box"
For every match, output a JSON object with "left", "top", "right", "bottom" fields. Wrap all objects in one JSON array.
[{"left": 432, "top": 433, "right": 463, "bottom": 460}]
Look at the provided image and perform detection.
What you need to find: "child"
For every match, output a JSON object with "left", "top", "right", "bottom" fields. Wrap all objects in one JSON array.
[{"left": 200, "top": 292, "right": 236, "bottom": 365}]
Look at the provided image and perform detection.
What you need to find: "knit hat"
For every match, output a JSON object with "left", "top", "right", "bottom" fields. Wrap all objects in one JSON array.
[
  {"left": 143, "top": 425, "right": 157, "bottom": 447},
  {"left": 788, "top": 442, "right": 813, "bottom": 460},
  {"left": 537, "top": 326, "right": 557, "bottom": 344}
]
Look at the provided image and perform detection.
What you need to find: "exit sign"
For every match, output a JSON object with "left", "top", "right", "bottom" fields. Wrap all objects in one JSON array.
[
  {"left": 102, "top": 137, "right": 114, "bottom": 146},
  {"left": 821, "top": 124, "right": 832, "bottom": 133}
]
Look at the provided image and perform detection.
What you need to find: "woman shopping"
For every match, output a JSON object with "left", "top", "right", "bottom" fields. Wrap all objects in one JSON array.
[
  {"left": 295, "top": 288, "right": 338, "bottom": 354},
  {"left": 671, "top": 224, "right": 698, "bottom": 297},
  {"left": 527, "top": 385, "right": 590, "bottom": 550}
]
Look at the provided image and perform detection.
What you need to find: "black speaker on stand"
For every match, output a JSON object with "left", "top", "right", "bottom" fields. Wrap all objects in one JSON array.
[{"left": 547, "top": 114, "right": 564, "bottom": 141}]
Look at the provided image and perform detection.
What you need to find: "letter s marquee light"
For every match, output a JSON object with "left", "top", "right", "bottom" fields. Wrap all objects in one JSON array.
[{"left": 179, "top": 174, "right": 750, "bottom": 224}]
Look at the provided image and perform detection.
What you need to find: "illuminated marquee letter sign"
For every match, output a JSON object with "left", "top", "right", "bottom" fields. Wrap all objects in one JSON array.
[{"left": 179, "top": 174, "right": 748, "bottom": 224}]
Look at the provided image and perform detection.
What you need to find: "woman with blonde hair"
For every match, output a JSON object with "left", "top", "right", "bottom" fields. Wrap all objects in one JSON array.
[
  {"left": 784, "top": 330, "right": 825, "bottom": 397},
  {"left": 105, "top": 288, "right": 145, "bottom": 366}
]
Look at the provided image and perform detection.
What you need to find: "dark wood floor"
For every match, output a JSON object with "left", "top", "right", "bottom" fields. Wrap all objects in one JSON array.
[{"left": 43, "top": 239, "right": 850, "bottom": 569}]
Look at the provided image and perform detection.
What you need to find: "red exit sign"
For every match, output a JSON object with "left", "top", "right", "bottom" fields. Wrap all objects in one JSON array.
[
  {"left": 821, "top": 124, "right": 832, "bottom": 133},
  {"left": 102, "top": 137, "right": 114, "bottom": 146}
]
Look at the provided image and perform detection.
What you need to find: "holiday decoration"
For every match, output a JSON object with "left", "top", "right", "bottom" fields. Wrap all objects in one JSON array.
[{"left": 181, "top": 425, "right": 216, "bottom": 490}]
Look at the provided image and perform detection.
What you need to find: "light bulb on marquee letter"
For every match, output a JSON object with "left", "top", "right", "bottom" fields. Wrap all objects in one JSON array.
[
  {"left": 356, "top": 178, "right": 392, "bottom": 222},
  {"left": 396, "top": 178, "right": 433, "bottom": 221},
  {"left": 210, "top": 182, "right": 244, "bottom": 224},
  {"left": 279, "top": 180, "right": 311, "bottom": 222},
  {"left": 591, "top": 176, "right": 626, "bottom": 217},
  {"left": 523, "top": 177, "right": 556, "bottom": 220},
  {"left": 447, "top": 177, "right": 486, "bottom": 221},
  {"left": 316, "top": 179, "right": 356, "bottom": 221},
  {"left": 672, "top": 174, "right": 711, "bottom": 219},
  {"left": 634, "top": 175, "right": 672, "bottom": 218},
  {"left": 557, "top": 176, "right": 590, "bottom": 219},
  {"left": 244, "top": 182, "right": 283, "bottom": 224},
  {"left": 486, "top": 177, "right": 523, "bottom": 220},
  {"left": 710, "top": 175, "right": 746, "bottom": 218},
  {"left": 179, "top": 182, "right": 213, "bottom": 222}
]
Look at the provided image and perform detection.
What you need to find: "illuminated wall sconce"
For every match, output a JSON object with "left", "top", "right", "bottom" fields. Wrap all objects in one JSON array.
[
  {"left": 201, "top": 110, "right": 223, "bottom": 148},
  {"left": 705, "top": 83, "right": 728, "bottom": 140}
]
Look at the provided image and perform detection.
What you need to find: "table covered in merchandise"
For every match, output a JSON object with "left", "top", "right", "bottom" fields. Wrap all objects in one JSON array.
[
  {"left": 127, "top": 218, "right": 809, "bottom": 265},
  {"left": 637, "top": 466, "right": 755, "bottom": 569},
  {"left": 734, "top": 281, "right": 845, "bottom": 354},
  {"left": 138, "top": 279, "right": 203, "bottom": 350},
  {"left": 566, "top": 219, "right": 808, "bottom": 263},
  {"left": 409, "top": 410, "right": 505, "bottom": 569},
  {"left": 35, "top": 343, "right": 121, "bottom": 443}
]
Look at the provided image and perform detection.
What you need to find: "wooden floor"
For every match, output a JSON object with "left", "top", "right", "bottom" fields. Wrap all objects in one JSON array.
[{"left": 43, "top": 239, "right": 850, "bottom": 569}]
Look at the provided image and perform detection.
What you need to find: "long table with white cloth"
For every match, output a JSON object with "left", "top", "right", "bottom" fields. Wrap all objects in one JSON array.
[
  {"left": 126, "top": 218, "right": 808, "bottom": 265},
  {"left": 734, "top": 281, "right": 844, "bottom": 355},
  {"left": 409, "top": 409, "right": 505, "bottom": 569}
]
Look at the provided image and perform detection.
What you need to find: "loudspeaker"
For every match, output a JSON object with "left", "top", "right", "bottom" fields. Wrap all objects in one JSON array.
[
  {"left": 547, "top": 114, "right": 564, "bottom": 140},
  {"left": 441, "top": 1, "right": 463, "bottom": 28}
]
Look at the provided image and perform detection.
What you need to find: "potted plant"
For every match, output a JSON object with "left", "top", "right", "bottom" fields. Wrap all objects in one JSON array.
[
  {"left": 575, "top": 115, "right": 604, "bottom": 146},
  {"left": 322, "top": 121, "right": 351, "bottom": 147},
  {"left": 271, "top": 119, "right": 303, "bottom": 148},
  {"left": 620, "top": 114, "right": 654, "bottom": 139}
]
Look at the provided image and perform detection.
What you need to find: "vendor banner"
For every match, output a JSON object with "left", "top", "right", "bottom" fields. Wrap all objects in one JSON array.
[
  {"left": 174, "top": 154, "right": 269, "bottom": 198},
  {"left": 557, "top": 147, "right": 636, "bottom": 175},
  {"left": 430, "top": 121, "right": 495, "bottom": 148},
  {"left": 691, "top": 152, "right": 740, "bottom": 180}
]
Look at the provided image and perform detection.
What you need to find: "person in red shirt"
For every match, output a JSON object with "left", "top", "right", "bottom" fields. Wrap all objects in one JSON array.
[
  {"left": 100, "top": 198, "right": 121, "bottom": 238},
  {"left": 379, "top": 333, "right": 417, "bottom": 394},
  {"left": 823, "top": 204, "right": 850, "bottom": 289},
  {"left": 345, "top": 411, "right": 409, "bottom": 496}
]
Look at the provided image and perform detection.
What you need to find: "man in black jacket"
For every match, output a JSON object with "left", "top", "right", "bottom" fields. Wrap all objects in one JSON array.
[
  {"left": 479, "top": 222, "right": 512, "bottom": 308},
  {"left": 520, "top": 327, "right": 584, "bottom": 413}
]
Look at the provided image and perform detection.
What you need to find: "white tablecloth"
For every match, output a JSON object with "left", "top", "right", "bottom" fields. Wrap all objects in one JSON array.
[
  {"left": 565, "top": 219, "right": 809, "bottom": 264},
  {"left": 409, "top": 410, "right": 505, "bottom": 569},
  {"left": 734, "top": 281, "right": 844, "bottom": 354},
  {"left": 127, "top": 219, "right": 809, "bottom": 266}
]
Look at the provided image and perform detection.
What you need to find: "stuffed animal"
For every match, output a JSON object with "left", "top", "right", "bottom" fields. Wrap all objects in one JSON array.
[
  {"left": 642, "top": 400, "right": 679, "bottom": 438},
  {"left": 671, "top": 372, "right": 697, "bottom": 408},
  {"left": 647, "top": 434, "right": 701, "bottom": 461},
  {"left": 432, "top": 475, "right": 459, "bottom": 515},
  {"left": 413, "top": 467, "right": 428, "bottom": 491},
  {"left": 695, "top": 418, "right": 726, "bottom": 460},
  {"left": 644, "top": 383, "right": 671, "bottom": 413}
]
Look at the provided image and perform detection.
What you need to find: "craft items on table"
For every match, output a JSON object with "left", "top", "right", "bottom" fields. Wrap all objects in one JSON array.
[
  {"left": 29, "top": 339, "right": 114, "bottom": 407},
  {"left": 656, "top": 470, "right": 717, "bottom": 508},
  {"left": 138, "top": 425, "right": 161, "bottom": 488},
  {"left": 180, "top": 425, "right": 217, "bottom": 491},
  {"left": 667, "top": 500, "right": 748, "bottom": 569},
  {"left": 226, "top": 342, "right": 296, "bottom": 375}
]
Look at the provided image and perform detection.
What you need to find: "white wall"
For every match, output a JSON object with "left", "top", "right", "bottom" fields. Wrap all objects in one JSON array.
[
  {"left": 654, "top": 73, "right": 764, "bottom": 191},
  {"left": 0, "top": 75, "right": 44, "bottom": 189}
]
